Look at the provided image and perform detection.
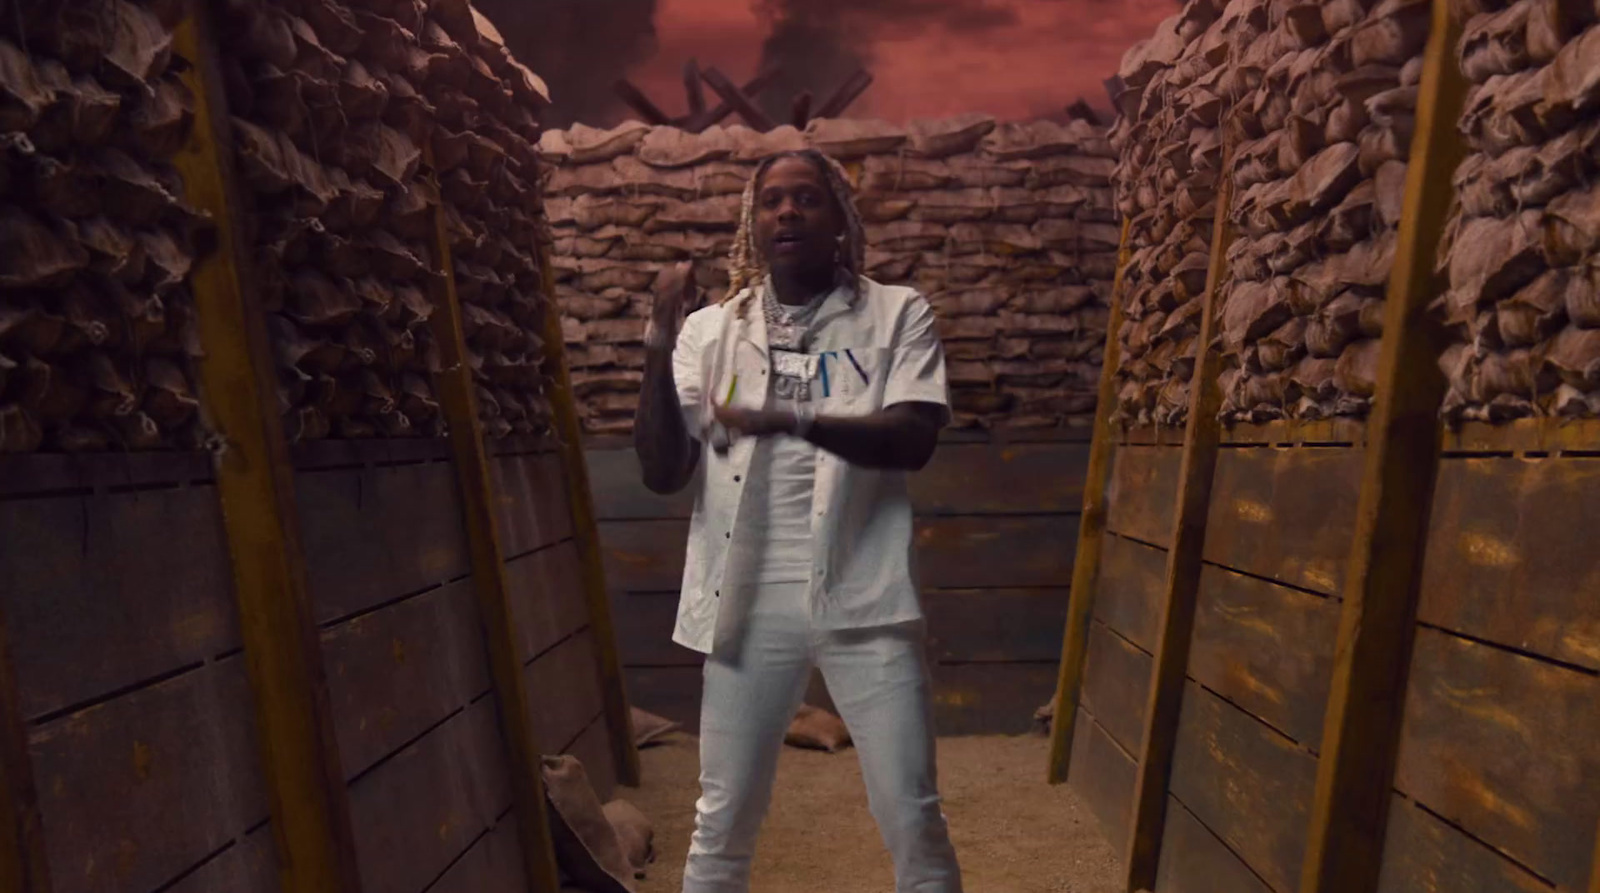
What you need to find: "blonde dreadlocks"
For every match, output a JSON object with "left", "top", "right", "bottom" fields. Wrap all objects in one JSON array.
[{"left": 724, "top": 149, "right": 868, "bottom": 317}]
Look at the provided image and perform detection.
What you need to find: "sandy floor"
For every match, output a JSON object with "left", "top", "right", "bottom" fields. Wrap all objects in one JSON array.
[{"left": 614, "top": 733, "right": 1122, "bottom": 893}]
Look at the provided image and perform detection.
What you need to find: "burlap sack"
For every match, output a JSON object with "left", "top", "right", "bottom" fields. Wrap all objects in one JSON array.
[
  {"left": 860, "top": 155, "right": 954, "bottom": 192},
  {"left": 806, "top": 117, "right": 908, "bottom": 159},
  {"left": 727, "top": 124, "right": 807, "bottom": 162},
  {"left": 785, "top": 705, "right": 852, "bottom": 753},
  {"left": 911, "top": 188, "right": 995, "bottom": 224},
  {"left": 566, "top": 121, "right": 650, "bottom": 165},
  {"left": 858, "top": 196, "right": 917, "bottom": 224},
  {"left": 1448, "top": 211, "right": 1544, "bottom": 307},
  {"left": 603, "top": 800, "right": 655, "bottom": 877},
  {"left": 638, "top": 126, "right": 733, "bottom": 169},
  {"left": 907, "top": 113, "right": 997, "bottom": 158},
  {"left": 542, "top": 755, "right": 636, "bottom": 893},
  {"left": 630, "top": 707, "right": 681, "bottom": 748}
]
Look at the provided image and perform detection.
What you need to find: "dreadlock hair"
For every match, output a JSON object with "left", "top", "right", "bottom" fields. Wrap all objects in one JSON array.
[{"left": 723, "top": 149, "right": 867, "bottom": 318}]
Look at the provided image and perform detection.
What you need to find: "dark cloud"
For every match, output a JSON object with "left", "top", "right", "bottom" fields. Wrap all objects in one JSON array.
[{"left": 473, "top": 0, "right": 660, "bottom": 128}]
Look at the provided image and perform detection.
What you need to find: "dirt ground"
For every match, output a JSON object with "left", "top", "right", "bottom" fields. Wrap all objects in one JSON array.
[{"left": 613, "top": 733, "right": 1122, "bottom": 893}]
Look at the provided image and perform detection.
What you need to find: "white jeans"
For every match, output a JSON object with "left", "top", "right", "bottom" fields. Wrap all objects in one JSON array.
[{"left": 682, "top": 582, "right": 964, "bottom": 893}]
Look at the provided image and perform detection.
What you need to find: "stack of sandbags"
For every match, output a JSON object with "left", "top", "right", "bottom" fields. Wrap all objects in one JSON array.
[
  {"left": 217, "top": 0, "right": 554, "bottom": 442},
  {"left": 538, "top": 114, "right": 1120, "bottom": 435},
  {"left": 1434, "top": 1, "right": 1600, "bottom": 422},
  {"left": 1109, "top": 0, "right": 1267, "bottom": 429},
  {"left": 1218, "top": 0, "right": 1430, "bottom": 423},
  {"left": 1, "top": 1, "right": 210, "bottom": 453}
]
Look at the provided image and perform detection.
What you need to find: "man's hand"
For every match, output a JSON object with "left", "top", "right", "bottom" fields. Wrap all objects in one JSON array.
[
  {"left": 712, "top": 405, "right": 797, "bottom": 440},
  {"left": 646, "top": 261, "right": 696, "bottom": 349}
]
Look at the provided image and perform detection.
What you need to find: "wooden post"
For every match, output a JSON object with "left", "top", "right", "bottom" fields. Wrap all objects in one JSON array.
[
  {"left": 791, "top": 91, "right": 814, "bottom": 130},
  {"left": 701, "top": 66, "right": 778, "bottom": 132},
  {"left": 536, "top": 240, "right": 642, "bottom": 788},
  {"left": 683, "top": 68, "right": 782, "bottom": 133},
  {"left": 815, "top": 70, "right": 874, "bottom": 120},
  {"left": 1046, "top": 218, "right": 1132, "bottom": 784},
  {"left": 613, "top": 78, "right": 673, "bottom": 126},
  {"left": 1124, "top": 172, "right": 1236, "bottom": 892},
  {"left": 424, "top": 157, "right": 564, "bottom": 893},
  {"left": 684, "top": 60, "right": 706, "bottom": 118},
  {"left": 1298, "top": 3, "right": 1465, "bottom": 891},
  {"left": 0, "top": 608, "right": 49, "bottom": 892},
  {"left": 172, "top": 6, "right": 363, "bottom": 892}
]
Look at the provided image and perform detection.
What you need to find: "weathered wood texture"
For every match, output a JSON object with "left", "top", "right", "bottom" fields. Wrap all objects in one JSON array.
[
  {"left": 1420, "top": 457, "right": 1600, "bottom": 669},
  {"left": 1393, "top": 628, "right": 1600, "bottom": 892},
  {"left": 0, "top": 602, "right": 45, "bottom": 893},
  {"left": 506, "top": 543, "right": 590, "bottom": 665},
  {"left": 1167, "top": 683, "right": 1318, "bottom": 893},
  {"left": 526, "top": 630, "right": 608, "bottom": 759},
  {"left": 592, "top": 440, "right": 1089, "bottom": 735},
  {"left": 1376, "top": 795, "right": 1549, "bottom": 893},
  {"left": 1081, "top": 624, "right": 1152, "bottom": 756},
  {"left": 28, "top": 659, "right": 268, "bottom": 893},
  {"left": 1067, "top": 709, "right": 1137, "bottom": 861},
  {"left": 1092, "top": 534, "right": 1167, "bottom": 653},
  {"left": 1154, "top": 796, "right": 1274, "bottom": 893},
  {"left": 347, "top": 698, "right": 516, "bottom": 893},
  {"left": 430, "top": 816, "right": 528, "bottom": 893},
  {"left": 164, "top": 825, "right": 277, "bottom": 893},
  {"left": 1202, "top": 447, "right": 1363, "bottom": 596},
  {"left": 1188, "top": 566, "right": 1340, "bottom": 748},
  {"left": 491, "top": 451, "right": 574, "bottom": 559},
  {"left": 1104, "top": 445, "right": 1183, "bottom": 546},
  {"left": 1300, "top": 6, "right": 1465, "bottom": 888}
]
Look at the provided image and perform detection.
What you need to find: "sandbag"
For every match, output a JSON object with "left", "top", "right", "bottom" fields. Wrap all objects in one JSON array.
[
  {"left": 542, "top": 755, "right": 636, "bottom": 893},
  {"left": 785, "top": 704, "right": 852, "bottom": 753},
  {"left": 805, "top": 118, "right": 907, "bottom": 159},
  {"left": 603, "top": 800, "right": 654, "bottom": 877},
  {"left": 638, "top": 126, "right": 734, "bottom": 168},
  {"left": 629, "top": 707, "right": 681, "bottom": 747},
  {"left": 907, "top": 113, "right": 997, "bottom": 158},
  {"left": 726, "top": 124, "right": 808, "bottom": 162},
  {"left": 565, "top": 121, "right": 650, "bottom": 165}
]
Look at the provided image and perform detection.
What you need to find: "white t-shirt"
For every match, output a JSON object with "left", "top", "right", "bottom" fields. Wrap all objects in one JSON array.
[{"left": 743, "top": 393, "right": 818, "bottom": 586}]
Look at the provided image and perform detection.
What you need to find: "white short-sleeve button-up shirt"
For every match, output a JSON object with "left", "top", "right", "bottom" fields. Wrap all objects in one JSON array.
[{"left": 668, "top": 275, "right": 951, "bottom": 654}]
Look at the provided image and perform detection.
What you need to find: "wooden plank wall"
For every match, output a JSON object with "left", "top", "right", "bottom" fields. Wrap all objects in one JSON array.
[{"left": 593, "top": 433, "right": 1088, "bottom": 735}]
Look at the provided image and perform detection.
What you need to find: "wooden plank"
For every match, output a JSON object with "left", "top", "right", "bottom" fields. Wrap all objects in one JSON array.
[
  {"left": 526, "top": 631, "right": 606, "bottom": 756},
  {"left": 1093, "top": 534, "right": 1167, "bottom": 653},
  {"left": 1168, "top": 683, "right": 1318, "bottom": 893},
  {"left": 1201, "top": 447, "right": 1363, "bottom": 596},
  {"left": 613, "top": 78, "right": 673, "bottom": 126},
  {"left": 1125, "top": 167, "right": 1235, "bottom": 892},
  {"left": 700, "top": 66, "right": 776, "bottom": 131},
  {"left": 1444, "top": 417, "right": 1600, "bottom": 454},
  {"left": 622, "top": 666, "right": 703, "bottom": 735},
  {"left": 610, "top": 590, "right": 699, "bottom": 668},
  {"left": 0, "top": 487, "right": 237, "bottom": 720},
  {"left": 166, "top": 825, "right": 277, "bottom": 893},
  {"left": 1189, "top": 565, "right": 1341, "bottom": 748},
  {"left": 1376, "top": 795, "right": 1549, "bottom": 893},
  {"left": 0, "top": 451, "right": 210, "bottom": 497},
  {"left": 1420, "top": 457, "right": 1600, "bottom": 670},
  {"left": 492, "top": 452, "right": 574, "bottom": 559},
  {"left": 431, "top": 818, "right": 528, "bottom": 893},
  {"left": 600, "top": 520, "right": 689, "bottom": 593},
  {"left": 928, "top": 662, "right": 1059, "bottom": 736},
  {"left": 539, "top": 241, "right": 641, "bottom": 790},
  {"left": 291, "top": 438, "right": 453, "bottom": 471},
  {"left": 910, "top": 442, "right": 1090, "bottom": 515},
  {"left": 172, "top": 8, "right": 363, "bottom": 890},
  {"left": 684, "top": 60, "right": 706, "bottom": 118},
  {"left": 348, "top": 698, "right": 511, "bottom": 893},
  {"left": 0, "top": 603, "right": 48, "bottom": 893},
  {"left": 1394, "top": 628, "right": 1600, "bottom": 891},
  {"left": 1067, "top": 709, "right": 1137, "bottom": 860},
  {"left": 1047, "top": 216, "right": 1133, "bottom": 785},
  {"left": 322, "top": 580, "right": 490, "bottom": 780},
  {"left": 915, "top": 515, "right": 1080, "bottom": 589},
  {"left": 1221, "top": 419, "right": 1366, "bottom": 448},
  {"left": 815, "top": 69, "right": 874, "bottom": 119},
  {"left": 681, "top": 68, "right": 781, "bottom": 133},
  {"left": 568, "top": 716, "right": 619, "bottom": 804},
  {"left": 428, "top": 151, "right": 562, "bottom": 893},
  {"left": 1300, "top": 5, "right": 1467, "bottom": 889},
  {"left": 1105, "top": 445, "right": 1183, "bottom": 545},
  {"left": 924, "top": 589, "right": 1069, "bottom": 663},
  {"left": 583, "top": 448, "right": 697, "bottom": 521},
  {"left": 1081, "top": 623, "right": 1152, "bottom": 756},
  {"left": 296, "top": 462, "right": 472, "bottom": 624},
  {"left": 1155, "top": 797, "right": 1275, "bottom": 893},
  {"left": 506, "top": 543, "right": 590, "bottom": 665},
  {"left": 30, "top": 659, "right": 268, "bottom": 893}
]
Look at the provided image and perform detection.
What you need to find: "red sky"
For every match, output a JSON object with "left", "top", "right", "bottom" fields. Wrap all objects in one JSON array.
[{"left": 626, "top": 0, "right": 1176, "bottom": 124}]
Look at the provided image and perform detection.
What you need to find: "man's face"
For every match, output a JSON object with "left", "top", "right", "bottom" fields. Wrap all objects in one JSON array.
[{"left": 754, "top": 156, "right": 845, "bottom": 280}]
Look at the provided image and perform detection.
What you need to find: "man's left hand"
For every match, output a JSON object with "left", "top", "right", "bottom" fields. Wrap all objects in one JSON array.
[{"left": 712, "top": 405, "right": 798, "bottom": 439}]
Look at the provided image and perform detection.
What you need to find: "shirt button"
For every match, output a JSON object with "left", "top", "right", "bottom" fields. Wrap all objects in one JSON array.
[
  {"left": 725, "top": 532, "right": 731, "bottom": 539},
  {"left": 733, "top": 475, "right": 741, "bottom": 482}
]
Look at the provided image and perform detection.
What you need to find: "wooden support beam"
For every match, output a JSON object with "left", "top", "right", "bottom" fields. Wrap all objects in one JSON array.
[
  {"left": 424, "top": 153, "right": 564, "bottom": 893},
  {"left": 1065, "top": 99, "right": 1102, "bottom": 126},
  {"left": 684, "top": 59, "right": 706, "bottom": 118},
  {"left": 791, "top": 91, "right": 814, "bottom": 130},
  {"left": 172, "top": 6, "right": 363, "bottom": 892},
  {"left": 613, "top": 78, "right": 673, "bottom": 126},
  {"left": 1299, "top": 3, "right": 1466, "bottom": 891},
  {"left": 1123, "top": 171, "right": 1236, "bottom": 892},
  {"left": 536, "top": 241, "right": 642, "bottom": 789},
  {"left": 0, "top": 607, "right": 49, "bottom": 892},
  {"left": 815, "top": 69, "right": 874, "bottom": 120},
  {"left": 683, "top": 68, "right": 782, "bottom": 133},
  {"left": 700, "top": 66, "right": 776, "bottom": 132},
  {"left": 1046, "top": 217, "right": 1133, "bottom": 785}
]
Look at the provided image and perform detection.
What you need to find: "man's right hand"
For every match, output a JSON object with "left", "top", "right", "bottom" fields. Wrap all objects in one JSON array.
[{"left": 647, "top": 261, "right": 696, "bottom": 350}]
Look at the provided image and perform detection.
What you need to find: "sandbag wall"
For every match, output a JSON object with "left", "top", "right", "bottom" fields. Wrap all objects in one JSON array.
[
  {"left": 537, "top": 114, "right": 1121, "bottom": 436},
  {"left": 0, "top": 2, "right": 628, "bottom": 892},
  {"left": 1062, "top": 0, "right": 1600, "bottom": 891}
]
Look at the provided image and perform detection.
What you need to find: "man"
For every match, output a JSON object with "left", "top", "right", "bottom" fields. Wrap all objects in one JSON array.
[{"left": 633, "top": 149, "right": 964, "bottom": 893}]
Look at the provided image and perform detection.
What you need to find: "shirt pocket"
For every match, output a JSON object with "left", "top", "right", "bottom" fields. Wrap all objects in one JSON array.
[{"left": 816, "top": 347, "right": 890, "bottom": 412}]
